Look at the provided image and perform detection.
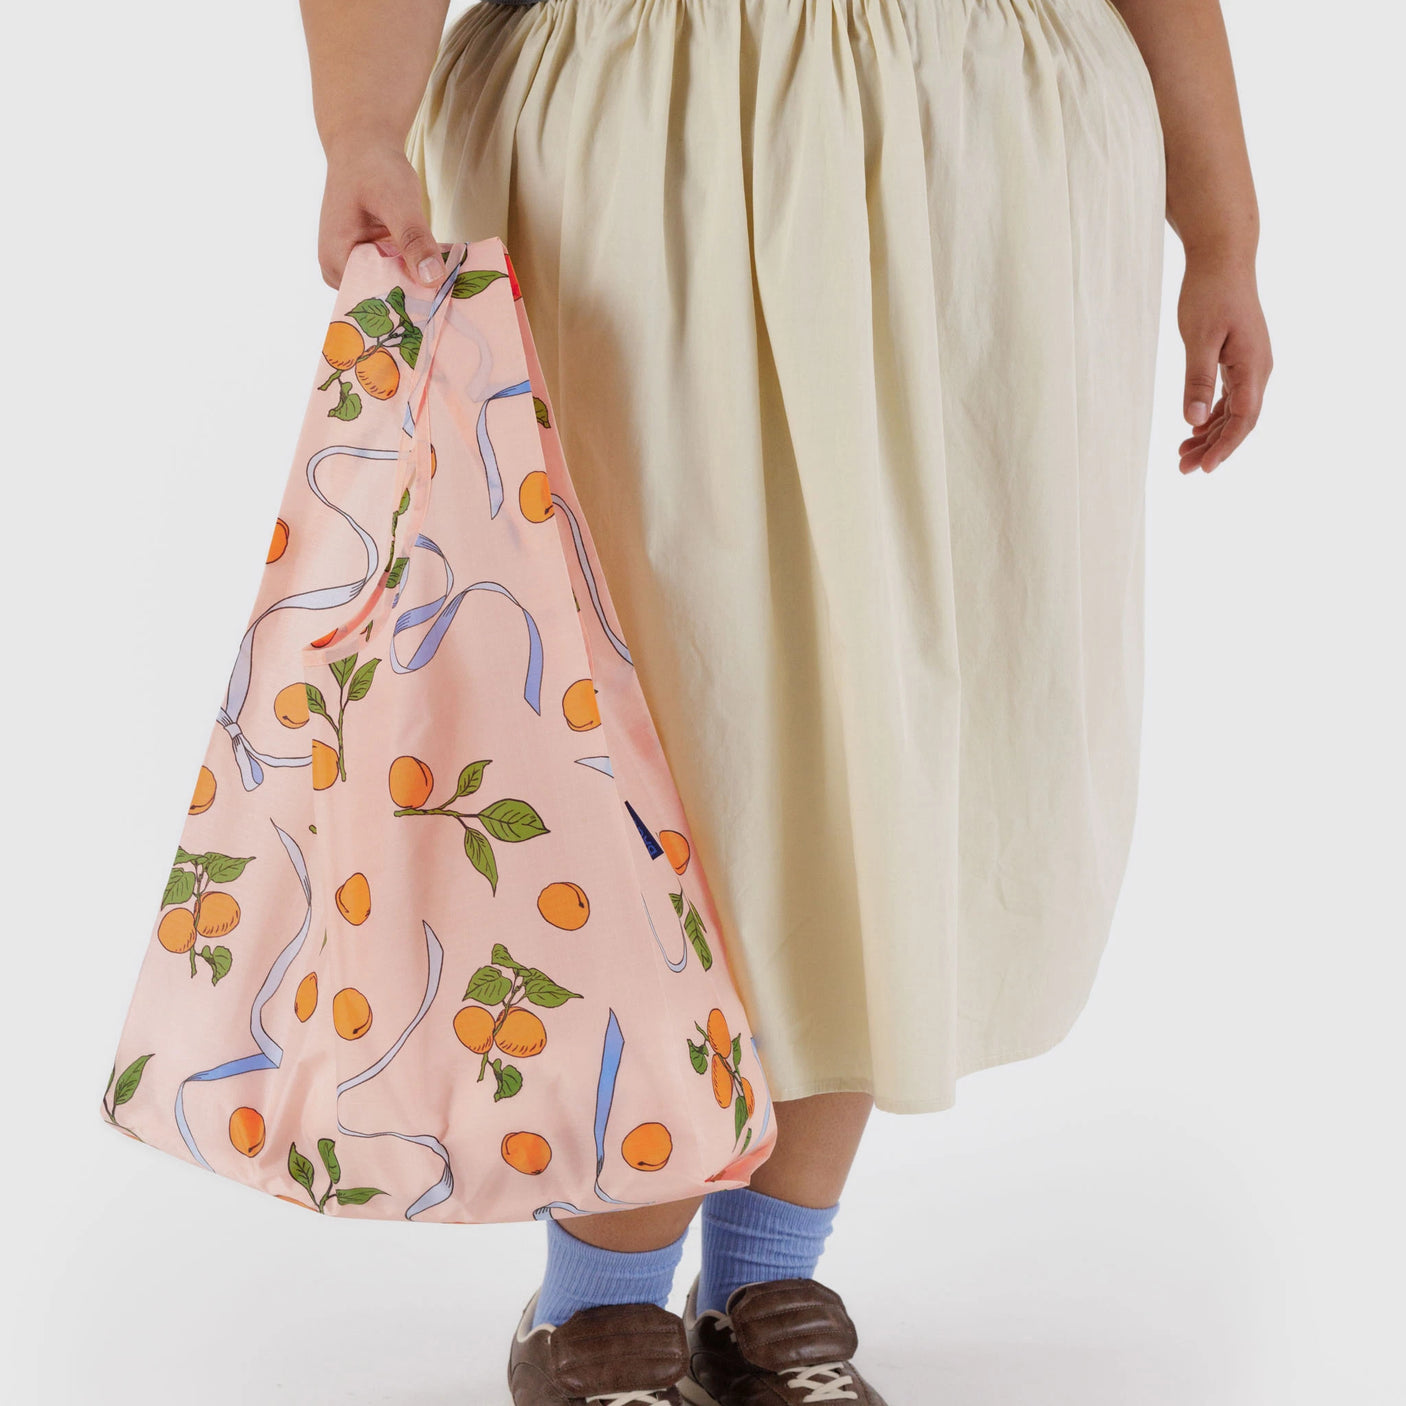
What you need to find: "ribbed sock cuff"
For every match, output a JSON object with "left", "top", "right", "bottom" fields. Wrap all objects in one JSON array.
[{"left": 531, "top": 1217, "right": 688, "bottom": 1330}]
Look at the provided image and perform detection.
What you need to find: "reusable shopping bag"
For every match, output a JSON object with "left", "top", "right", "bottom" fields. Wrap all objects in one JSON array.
[{"left": 98, "top": 238, "right": 777, "bottom": 1223}]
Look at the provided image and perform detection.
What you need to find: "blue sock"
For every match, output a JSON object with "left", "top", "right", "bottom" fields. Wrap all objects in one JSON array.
[
  {"left": 532, "top": 1216, "right": 688, "bottom": 1330},
  {"left": 696, "top": 1187, "right": 840, "bottom": 1316}
]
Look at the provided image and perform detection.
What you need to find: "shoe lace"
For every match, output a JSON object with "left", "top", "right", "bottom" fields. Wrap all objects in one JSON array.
[
  {"left": 585, "top": 1393, "right": 671, "bottom": 1405},
  {"left": 781, "top": 1363, "right": 859, "bottom": 1402}
]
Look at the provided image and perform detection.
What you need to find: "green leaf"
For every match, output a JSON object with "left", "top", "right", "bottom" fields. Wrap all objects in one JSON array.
[
  {"left": 491, "top": 943, "right": 521, "bottom": 971},
  {"left": 464, "top": 965, "right": 512, "bottom": 1005},
  {"left": 522, "top": 972, "right": 582, "bottom": 1008},
  {"left": 739, "top": 1127, "right": 753, "bottom": 1155},
  {"left": 202, "top": 853, "right": 253, "bottom": 884},
  {"left": 451, "top": 269, "right": 507, "bottom": 300},
  {"left": 304, "top": 683, "right": 329, "bottom": 718},
  {"left": 477, "top": 798, "right": 549, "bottom": 843},
  {"left": 454, "top": 760, "right": 490, "bottom": 797},
  {"left": 317, "top": 1137, "right": 341, "bottom": 1185},
  {"left": 334, "top": 1186, "right": 388, "bottom": 1206},
  {"left": 173, "top": 846, "right": 200, "bottom": 866},
  {"left": 688, "top": 1039, "right": 708, "bottom": 1076},
  {"left": 288, "top": 1142, "right": 316, "bottom": 1193},
  {"left": 533, "top": 396, "right": 550, "bottom": 428},
  {"left": 346, "top": 297, "right": 394, "bottom": 338},
  {"left": 463, "top": 825, "right": 498, "bottom": 894},
  {"left": 734, "top": 1092, "right": 749, "bottom": 1140},
  {"left": 684, "top": 904, "right": 712, "bottom": 970},
  {"left": 385, "top": 555, "right": 410, "bottom": 589},
  {"left": 329, "top": 381, "right": 362, "bottom": 422},
  {"left": 386, "top": 286, "right": 408, "bottom": 320},
  {"left": 492, "top": 1063, "right": 523, "bottom": 1102},
  {"left": 162, "top": 868, "right": 196, "bottom": 907},
  {"left": 731, "top": 1034, "right": 742, "bottom": 1069},
  {"left": 668, "top": 890, "right": 685, "bottom": 917},
  {"left": 398, "top": 324, "right": 423, "bottom": 369},
  {"left": 113, "top": 1053, "right": 154, "bottom": 1107},
  {"left": 346, "top": 658, "right": 379, "bottom": 701},
  {"left": 397, "top": 487, "right": 412, "bottom": 515},
  {"left": 200, "top": 945, "right": 233, "bottom": 985},
  {"left": 329, "top": 653, "right": 358, "bottom": 689}
]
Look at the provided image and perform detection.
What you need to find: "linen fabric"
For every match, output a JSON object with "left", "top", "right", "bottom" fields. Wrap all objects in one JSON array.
[{"left": 410, "top": 0, "right": 1165, "bottom": 1112}]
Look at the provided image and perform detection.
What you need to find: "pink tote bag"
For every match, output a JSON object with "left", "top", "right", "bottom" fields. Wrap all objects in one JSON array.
[{"left": 98, "top": 238, "right": 777, "bottom": 1223}]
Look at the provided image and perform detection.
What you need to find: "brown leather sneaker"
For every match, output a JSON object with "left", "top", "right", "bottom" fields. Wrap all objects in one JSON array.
[
  {"left": 679, "top": 1275, "right": 887, "bottom": 1405},
  {"left": 508, "top": 1289, "right": 691, "bottom": 1405}
]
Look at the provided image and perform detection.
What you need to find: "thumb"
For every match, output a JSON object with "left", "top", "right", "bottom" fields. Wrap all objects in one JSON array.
[
  {"left": 1183, "top": 328, "right": 1223, "bottom": 428},
  {"left": 392, "top": 212, "right": 444, "bottom": 289}
]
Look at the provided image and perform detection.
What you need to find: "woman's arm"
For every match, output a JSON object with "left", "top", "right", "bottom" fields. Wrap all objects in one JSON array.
[
  {"left": 299, "top": 0, "right": 451, "bottom": 289},
  {"left": 1112, "top": 0, "right": 1273, "bottom": 473}
]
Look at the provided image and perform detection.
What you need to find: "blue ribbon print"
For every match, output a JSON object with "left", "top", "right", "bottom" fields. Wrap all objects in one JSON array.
[
  {"left": 334, "top": 919, "right": 454, "bottom": 1221},
  {"left": 574, "top": 756, "right": 614, "bottom": 776},
  {"left": 387, "top": 533, "right": 544, "bottom": 712},
  {"left": 643, "top": 893, "right": 688, "bottom": 973},
  {"left": 751, "top": 1035, "right": 771, "bottom": 1145},
  {"left": 533, "top": 1008, "right": 651, "bottom": 1220},
  {"left": 173, "top": 821, "right": 313, "bottom": 1168},
  {"left": 551, "top": 493, "right": 633, "bottom": 666},
  {"left": 477, "top": 380, "right": 533, "bottom": 517}
]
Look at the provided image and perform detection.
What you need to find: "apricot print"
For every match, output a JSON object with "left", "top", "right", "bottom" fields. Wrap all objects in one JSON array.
[
  {"left": 453, "top": 1004, "right": 495, "bottom": 1054},
  {"left": 690, "top": 1011, "right": 753, "bottom": 1142},
  {"left": 561, "top": 678, "right": 601, "bottom": 732},
  {"left": 266, "top": 516, "right": 289, "bottom": 563},
  {"left": 160, "top": 845, "right": 253, "bottom": 984},
  {"left": 332, "top": 987, "right": 372, "bottom": 1040},
  {"left": 388, "top": 754, "right": 434, "bottom": 809},
  {"left": 659, "top": 829, "right": 690, "bottom": 875},
  {"left": 393, "top": 756, "right": 549, "bottom": 895},
  {"left": 621, "top": 1122, "right": 673, "bottom": 1172},
  {"left": 335, "top": 872, "right": 371, "bottom": 925},
  {"left": 287, "top": 1136, "right": 387, "bottom": 1212},
  {"left": 710, "top": 1052, "right": 733, "bottom": 1108},
  {"left": 519, "top": 469, "right": 554, "bottom": 522},
  {"left": 229, "top": 1106, "right": 266, "bottom": 1157},
  {"left": 458, "top": 942, "right": 581, "bottom": 1101},
  {"left": 311, "top": 739, "right": 339, "bottom": 790},
  {"left": 740, "top": 1076, "right": 755, "bottom": 1117},
  {"left": 537, "top": 881, "right": 590, "bottom": 931},
  {"left": 706, "top": 1008, "right": 731, "bottom": 1057},
  {"left": 294, "top": 971, "right": 318, "bottom": 1022},
  {"left": 273, "top": 681, "right": 310, "bottom": 728},
  {"left": 502, "top": 1130, "right": 552, "bottom": 1175},
  {"left": 319, "top": 287, "right": 425, "bottom": 423},
  {"left": 189, "top": 765, "right": 217, "bottom": 815},
  {"left": 308, "top": 652, "right": 381, "bottom": 785}
]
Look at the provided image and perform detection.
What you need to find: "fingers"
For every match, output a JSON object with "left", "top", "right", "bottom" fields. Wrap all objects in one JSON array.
[
  {"left": 1195, "top": 328, "right": 1271, "bottom": 474},
  {"left": 391, "top": 214, "right": 445, "bottom": 289},
  {"left": 1182, "top": 327, "right": 1222, "bottom": 434},
  {"left": 315, "top": 152, "right": 443, "bottom": 291}
]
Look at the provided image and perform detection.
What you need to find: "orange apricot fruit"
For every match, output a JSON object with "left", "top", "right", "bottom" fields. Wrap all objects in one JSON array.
[
  {"left": 537, "top": 881, "right": 590, "bottom": 931},
  {"left": 561, "top": 678, "right": 601, "bottom": 732},
  {"left": 228, "top": 1106, "right": 265, "bottom": 1157},
  {"left": 273, "top": 681, "right": 310, "bottom": 728},
  {"left": 519, "top": 470, "right": 554, "bottom": 522},
  {"left": 311, "top": 739, "right": 339, "bottom": 790},
  {"left": 430, "top": 444, "right": 437, "bottom": 479},
  {"left": 494, "top": 1007, "right": 547, "bottom": 1058},
  {"left": 740, "top": 1076, "right": 755, "bottom": 1117},
  {"left": 388, "top": 754, "right": 433, "bottom": 808},
  {"left": 659, "top": 829, "right": 690, "bottom": 875},
  {"left": 189, "top": 765, "right": 217, "bottom": 815},
  {"left": 710, "top": 1053, "right": 733, "bottom": 1108},
  {"left": 195, "top": 891, "right": 240, "bottom": 938},
  {"left": 294, "top": 971, "right": 318, "bottom": 1022},
  {"left": 323, "top": 320, "right": 365, "bottom": 371},
  {"left": 356, "top": 348, "right": 399, "bottom": 401},
  {"left": 157, "top": 907, "right": 197, "bottom": 954},
  {"left": 501, "top": 1130, "right": 552, "bottom": 1175},
  {"left": 335, "top": 871, "right": 371, "bottom": 925},
  {"left": 453, "top": 1005, "right": 495, "bottom": 1054},
  {"left": 706, "top": 1008, "right": 731, "bottom": 1058},
  {"left": 332, "top": 987, "right": 372, "bottom": 1040},
  {"left": 267, "top": 516, "right": 289, "bottom": 563},
  {"left": 621, "top": 1122, "right": 672, "bottom": 1172}
]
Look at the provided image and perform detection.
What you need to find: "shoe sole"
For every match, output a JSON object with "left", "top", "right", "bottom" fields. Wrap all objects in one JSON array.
[{"left": 677, "top": 1379, "right": 723, "bottom": 1406}]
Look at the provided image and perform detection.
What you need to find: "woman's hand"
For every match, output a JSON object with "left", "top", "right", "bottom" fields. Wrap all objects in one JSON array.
[
  {"left": 1176, "top": 251, "right": 1273, "bottom": 474},
  {"left": 316, "top": 143, "right": 443, "bottom": 292}
]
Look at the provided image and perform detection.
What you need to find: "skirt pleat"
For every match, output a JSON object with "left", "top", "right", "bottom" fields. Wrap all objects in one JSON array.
[{"left": 410, "top": 0, "right": 1165, "bottom": 1112}]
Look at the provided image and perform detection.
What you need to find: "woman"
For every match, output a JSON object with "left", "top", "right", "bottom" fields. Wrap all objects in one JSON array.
[{"left": 300, "top": 0, "right": 1270, "bottom": 1400}]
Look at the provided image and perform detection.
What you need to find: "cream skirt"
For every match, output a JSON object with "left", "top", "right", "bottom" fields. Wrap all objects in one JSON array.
[{"left": 410, "top": 0, "right": 1165, "bottom": 1112}]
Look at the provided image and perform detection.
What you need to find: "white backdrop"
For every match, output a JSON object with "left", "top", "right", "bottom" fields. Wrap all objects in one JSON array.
[{"left": 3, "top": 2, "right": 1402, "bottom": 1403}]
